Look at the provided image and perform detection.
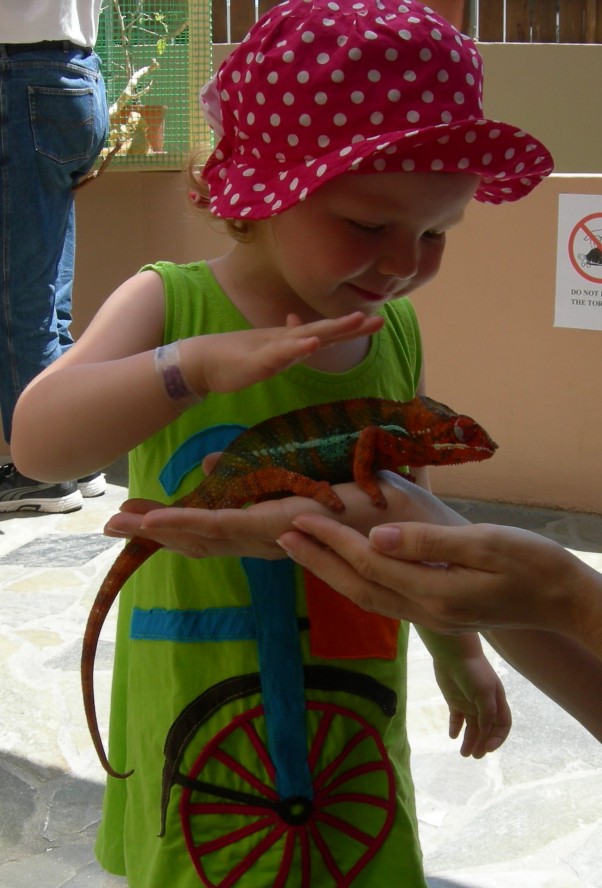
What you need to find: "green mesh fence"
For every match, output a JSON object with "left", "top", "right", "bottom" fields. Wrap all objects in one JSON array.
[{"left": 96, "top": 0, "right": 212, "bottom": 169}]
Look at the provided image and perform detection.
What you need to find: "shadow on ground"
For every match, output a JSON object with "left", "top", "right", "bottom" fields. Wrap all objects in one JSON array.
[{"left": 446, "top": 497, "right": 602, "bottom": 553}]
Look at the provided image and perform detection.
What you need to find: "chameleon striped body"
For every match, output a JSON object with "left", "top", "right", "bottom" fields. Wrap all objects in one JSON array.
[{"left": 82, "top": 395, "right": 497, "bottom": 778}]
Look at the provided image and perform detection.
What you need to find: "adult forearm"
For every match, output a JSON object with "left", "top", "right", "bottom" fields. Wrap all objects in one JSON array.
[
  {"left": 563, "top": 561, "right": 602, "bottom": 659},
  {"left": 485, "top": 629, "right": 602, "bottom": 741}
]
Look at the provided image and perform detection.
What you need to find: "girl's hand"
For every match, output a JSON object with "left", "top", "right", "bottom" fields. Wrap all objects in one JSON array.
[
  {"left": 103, "top": 479, "right": 394, "bottom": 559},
  {"left": 430, "top": 652, "right": 512, "bottom": 758},
  {"left": 181, "top": 311, "right": 384, "bottom": 396},
  {"left": 103, "top": 472, "right": 449, "bottom": 560},
  {"left": 104, "top": 495, "right": 326, "bottom": 560}
]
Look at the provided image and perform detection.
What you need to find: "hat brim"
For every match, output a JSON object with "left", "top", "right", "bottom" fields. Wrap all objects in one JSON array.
[{"left": 205, "top": 116, "right": 553, "bottom": 220}]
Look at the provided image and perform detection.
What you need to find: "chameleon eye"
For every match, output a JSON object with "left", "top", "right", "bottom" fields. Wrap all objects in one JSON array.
[{"left": 453, "top": 419, "right": 466, "bottom": 442}]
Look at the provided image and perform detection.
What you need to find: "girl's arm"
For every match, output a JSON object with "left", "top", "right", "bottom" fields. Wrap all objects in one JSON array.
[
  {"left": 11, "top": 270, "right": 382, "bottom": 481},
  {"left": 407, "top": 372, "right": 511, "bottom": 757},
  {"left": 415, "top": 626, "right": 512, "bottom": 757},
  {"left": 13, "top": 271, "right": 171, "bottom": 479},
  {"left": 411, "top": 402, "right": 512, "bottom": 757}
]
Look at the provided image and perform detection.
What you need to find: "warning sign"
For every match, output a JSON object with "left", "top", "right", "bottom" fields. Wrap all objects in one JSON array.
[
  {"left": 556, "top": 194, "right": 602, "bottom": 330},
  {"left": 568, "top": 213, "right": 602, "bottom": 283}
]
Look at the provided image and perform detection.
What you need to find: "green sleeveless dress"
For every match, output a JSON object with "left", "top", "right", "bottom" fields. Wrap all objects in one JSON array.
[{"left": 95, "top": 261, "right": 428, "bottom": 887}]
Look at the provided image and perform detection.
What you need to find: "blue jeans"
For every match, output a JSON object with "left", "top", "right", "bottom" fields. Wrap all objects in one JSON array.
[{"left": 0, "top": 45, "right": 109, "bottom": 443}]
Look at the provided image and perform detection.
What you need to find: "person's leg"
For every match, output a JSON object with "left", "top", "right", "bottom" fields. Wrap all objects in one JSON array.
[
  {"left": 0, "top": 45, "right": 108, "bottom": 510},
  {"left": 55, "top": 203, "right": 76, "bottom": 352},
  {"left": 0, "top": 46, "right": 107, "bottom": 441}
]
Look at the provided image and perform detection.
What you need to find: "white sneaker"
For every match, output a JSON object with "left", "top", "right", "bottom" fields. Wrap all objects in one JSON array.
[
  {"left": 77, "top": 472, "right": 107, "bottom": 498},
  {"left": 0, "top": 464, "right": 83, "bottom": 513}
]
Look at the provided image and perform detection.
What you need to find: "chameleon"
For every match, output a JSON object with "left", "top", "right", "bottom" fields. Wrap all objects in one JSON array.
[{"left": 81, "top": 395, "right": 497, "bottom": 779}]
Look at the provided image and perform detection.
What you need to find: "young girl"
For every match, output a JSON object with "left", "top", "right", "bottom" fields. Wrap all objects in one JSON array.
[{"left": 12, "top": 1, "right": 553, "bottom": 885}]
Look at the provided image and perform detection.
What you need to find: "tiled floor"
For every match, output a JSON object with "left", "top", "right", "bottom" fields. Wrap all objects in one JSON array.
[{"left": 0, "top": 481, "right": 601, "bottom": 888}]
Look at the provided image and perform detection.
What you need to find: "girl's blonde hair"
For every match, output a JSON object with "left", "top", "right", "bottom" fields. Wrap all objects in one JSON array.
[{"left": 188, "top": 151, "right": 254, "bottom": 242}]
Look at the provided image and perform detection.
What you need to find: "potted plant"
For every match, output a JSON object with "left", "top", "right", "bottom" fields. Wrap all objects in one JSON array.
[
  {"left": 76, "top": 0, "right": 210, "bottom": 189},
  {"left": 102, "top": 0, "right": 188, "bottom": 157}
]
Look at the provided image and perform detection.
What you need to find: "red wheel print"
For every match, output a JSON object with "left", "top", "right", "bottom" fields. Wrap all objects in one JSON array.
[{"left": 180, "top": 700, "right": 396, "bottom": 887}]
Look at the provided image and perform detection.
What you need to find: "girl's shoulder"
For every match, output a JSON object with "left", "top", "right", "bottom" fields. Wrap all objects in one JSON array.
[
  {"left": 380, "top": 296, "right": 419, "bottom": 327},
  {"left": 143, "top": 260, "right": 213, "bottom": 289},
  {"left": 144, "top": 261, "right": 246, "bottom": 341},
  {"left": 378, "top": 298, "right": 422, "bottom": 390},
  {"left": 379, "top": 297, "right": 421, "bottom": 349}
]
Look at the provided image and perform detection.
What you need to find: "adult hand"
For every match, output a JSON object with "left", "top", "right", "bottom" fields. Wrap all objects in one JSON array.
[{"left": 278, "top": 513, "right": 600, "bottom": 641}]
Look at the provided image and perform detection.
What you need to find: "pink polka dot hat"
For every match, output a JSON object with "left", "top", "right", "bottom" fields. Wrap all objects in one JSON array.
[{"left": 200, "top": 0, "right": 553, "bottom": 220}]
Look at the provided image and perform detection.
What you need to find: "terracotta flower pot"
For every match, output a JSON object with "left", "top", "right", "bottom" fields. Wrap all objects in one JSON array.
[
  {"left": 139, "top": 104, "right": 168, "bottom": 153},
  {"left": 110, "top": 104, "right": 167, "bottom": 155}
]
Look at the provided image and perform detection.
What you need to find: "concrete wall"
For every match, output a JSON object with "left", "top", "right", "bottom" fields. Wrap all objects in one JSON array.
[
  {"left": 479, "top": 43, "right": 602, "bottom": 176},
  {"left": 413, "top": 173, "right": 601, "bottom": 512},
  {"left": 4, "top": 43, "right": 601, "bottom": 512}
]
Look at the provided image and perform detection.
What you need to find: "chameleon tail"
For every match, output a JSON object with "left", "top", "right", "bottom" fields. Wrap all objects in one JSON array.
[{"left": 81, "top": 536, "right": 161, "bottom": 779}]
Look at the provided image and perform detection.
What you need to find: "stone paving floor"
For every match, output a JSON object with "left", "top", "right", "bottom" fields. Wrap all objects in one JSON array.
[{"left": 0, "top": 478, "right": 601, "bottom": 888}]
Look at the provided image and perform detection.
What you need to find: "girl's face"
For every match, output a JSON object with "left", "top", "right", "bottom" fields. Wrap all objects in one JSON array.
[{"left": 253, "top": 171, "right": 479, "bottom": 322}]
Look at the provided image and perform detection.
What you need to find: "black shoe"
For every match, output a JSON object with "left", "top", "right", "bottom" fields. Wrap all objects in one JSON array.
[
  {"left": 77, "top": 471, "right": 107, "bottom": 497},
  {"left": 0, "top": 464, "right": 83, "bottom": 513}
]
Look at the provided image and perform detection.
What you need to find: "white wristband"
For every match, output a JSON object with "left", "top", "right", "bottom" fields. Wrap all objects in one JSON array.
[{"left": 154, "top": 340, "right": 204, "bottom": 412}]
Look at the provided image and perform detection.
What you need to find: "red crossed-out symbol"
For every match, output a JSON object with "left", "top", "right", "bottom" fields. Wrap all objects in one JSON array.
[{"left": 568, "top": 212, "right": 602, "bottom": 283}]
